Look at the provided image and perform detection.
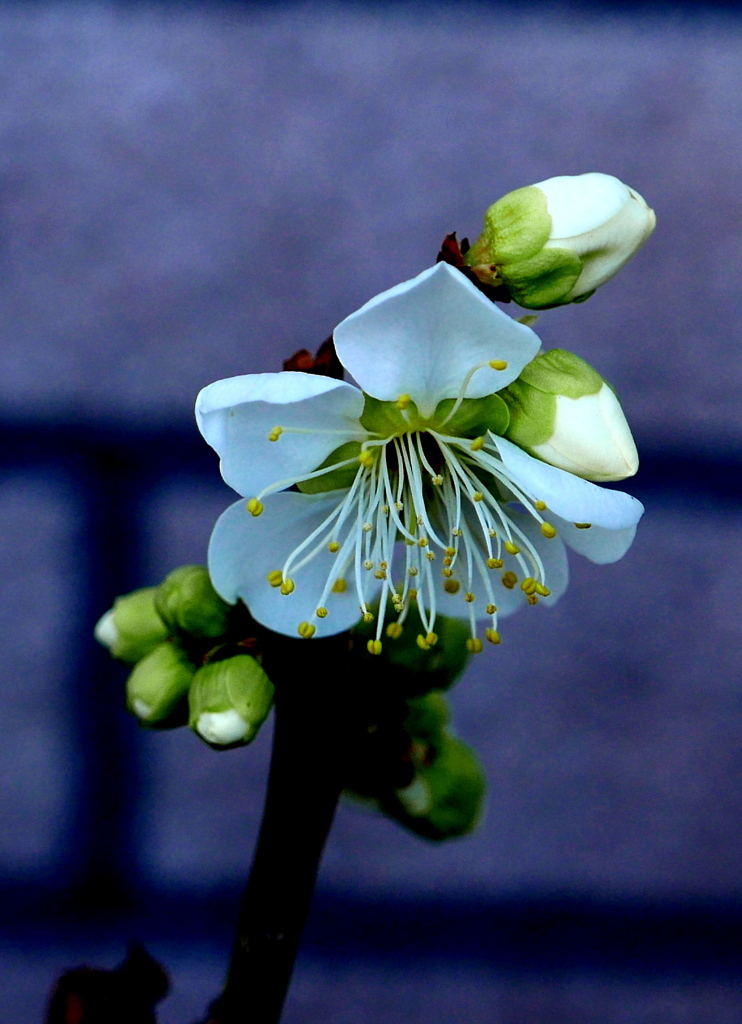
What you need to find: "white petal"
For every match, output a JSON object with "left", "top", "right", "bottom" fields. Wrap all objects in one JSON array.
[
  {"left": 208, "top": 491, "right": 377, "bottom": 638},
  {"left": 333, "top": 263, "right": 540, "bottom": 419},
  {"left": 94, "top": 609, "right": 118, "bottom": 649},
  {"left": 534, "top": 173, "right": 630, "bottom": 238},
  {"left": 493, "top": 436, "right": 644, "bottom": 530},
  {"left": 196, "top": 709, "right": 249, "bottom": 745},
  {"left": 196, "top": 372, "right": 365, "bottom": 497},
  {"left": 550, "top": 513, "right": 637, "bottom": 565}
]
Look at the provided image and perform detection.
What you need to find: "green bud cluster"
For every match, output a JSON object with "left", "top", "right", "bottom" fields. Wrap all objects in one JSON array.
[
  {"left": 361, "top": 691, "right": 486, "bottom": 841},
  {"left": 96, "top": 565, "right": 274, "bottom": 747}
]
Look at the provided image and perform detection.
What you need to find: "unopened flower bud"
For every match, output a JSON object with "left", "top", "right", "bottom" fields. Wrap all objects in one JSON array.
[
  {"left": 94, "top": 587, "right": 169, "bottom": 664},
  {"left": 404, "top": 692, "right": 450, "bottom": 741},
  {"left": 387, "top": 733, "right": 485, "bottom": 840},
  {"left": 502, "top": 349, "right": 638, "bottom": 482},
  {"left": 466, "top": 172, "right": 655, "bottom": 309},
  {"left": 126, "top": 640, "right": 195, "bottom": 723},
  {"left": 188, "top": 654, "right": 274, "bottom": 749},
  {"left": 155, "top": 565, "right": 231, "bottom": 639}
]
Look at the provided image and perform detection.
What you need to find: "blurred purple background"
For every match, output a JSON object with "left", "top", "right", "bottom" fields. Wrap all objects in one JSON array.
[{"left": 2, "top": 2, "right": 742, "bottom": 1021}]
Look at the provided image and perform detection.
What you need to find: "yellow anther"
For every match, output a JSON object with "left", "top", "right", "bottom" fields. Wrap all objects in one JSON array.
[
  {"left": 386, "top": 622, "right": 403, "bottom": 639},
  {"left": 395, "top": 501, "right": 404, "bottom": 511},
  {"left": 504, "top": 541, "right": 520, "bottom": 555},
  {"left": 465, "top": 592, "right": 475, "bottom": 603},
  {"left": 534, "top": 582, "right": 551, "bottom": 597},
  {"left": 332, "top": 578, "right": 347, "bottom": 593},
  {"left": 327, "top": 540, "right": 340, "bottom": 553},
  {"left": 374, "top": 570, "right": 387, "bottom": 580},
  {"left": 488, "top": 529, "right": 497, "bottom": 538},
  {"left": 379, "top": 561, "right": 388, "bottom": 570},
  {"left": 534, "top": 500, "right": 547, "bottom": 511},
  {"left": 486, "top": 603, "right": 497, "bottom": 615},
  {"left": 405, "top": 539, "right": 415, "bottom": 547},
  {"left": 298, "top": 621, "right": 316, "bottom": 639},
  {"left": 395, "top": 393, "right": 412, "bottom": 410},
  {"left": 487, "top": 557, "right": 503, "bottom": 569},
  {"left": 426, "top": 552, "right": 435, "bottom": 561},
  {"left": 418, "top": 537, "right": 428, "bottom": 547},
  {"left": 268, "top": 426, "right": 283, "bottom": 442},
  {"left": 540, "top": 522, "right": 558, "bottom": 539},
  {"left": 363, "top": 560, "right": 374, "bottom": 570},
  {"left": 362, "top": 611, "right": 375, "bottom": 623},
  {"left": 416, "top": 634, "right": 430, "bottom": 651},
  {"left": 443, "top": 568, "right": 454, "bottom": 578},
  {"left": 444, "top": 579, "right": 461, "bottom": 594},
  {"left": 367, "top": 639, "right": 383, "bottom": 655},
  {"left": 471, "top": 436, "right": 485, "bottom": 452},
  {"left": 574, "top": 522, "right": 592, "bottom": 530},
  {"left": 266, "top": 570, "right": 283, "bottom": 588},
  {"left": 485, "top": 628, "right": 501, "bottom": 645},
  {"left": 443, "top": 556, "right": 452, "bottom": 567},
  {"left": 316, "top": 607, "right": 328, "bottom": 618},
  {"left": 247, "top": 498, "right": 264, "bottom": 517},
  {"left": 362, "top": 522, "right": 373, "bottom": 533},
  {"left": 382, "top": 505, "right": 390, "bottom": 515},
  {"left": 466, "top": 637, "right": 484, "bottom": 653},
  {"left": 408, "top": 567, "right": 418, "bottom": 577},
  {"left": 358, "top": 449, "right": 376, "bottom": 468},
  {"left": 502, "top": 571, "right": 517, "bottom": 589},
  {"left": 431, "top": 475, "right": 444, "bottom": 486},
  {"left": 280, "top": 578, "right": 295, "bottom": 596},
  {"left": 527, "top": 594, "right": 539, "bottom": 605},
  {"left": 452, "top": 528, "right": 462, "bottom": 537},
  {"left": 489, "top": 359, "right": 508, "bottom": 371},
  {"left": 408, "top": 589, "right": 418, "bottom": 600},
  {"left": 521, "top": 577, "right": 537, "bottom": 595},
  {"left": 445, "top": 547, "right": 456, "bottom": 557},
  {"left": 473, "top": 491, "right": 484, "bottom": 502},
  {"left": 425, "top": 632, "right": 438, "bottom": 647}
]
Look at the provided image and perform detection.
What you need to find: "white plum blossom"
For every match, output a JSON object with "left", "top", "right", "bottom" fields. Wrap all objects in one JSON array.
[{"left": 196, "top": 263, "right": 643, "bottom": 653}]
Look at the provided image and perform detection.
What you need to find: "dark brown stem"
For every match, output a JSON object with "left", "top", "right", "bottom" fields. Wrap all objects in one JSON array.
[{"left": 206, "top": 634, "right": 353, "bottom": 1024}]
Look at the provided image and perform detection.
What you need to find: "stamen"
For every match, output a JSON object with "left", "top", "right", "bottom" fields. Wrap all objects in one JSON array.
[
  {"left": 486, "top": 628, "right": 501, "bottom": 644},
  {"left": 247, "top": 498, "right": 264, "bottom": 517},
  {"left": 444, "top": 579, "right": 460, "bottom": 594},
  {"left": 504, "top": 541, "right": 520, "bottom": 555},
  {"left": 574, "top": 523, "right": 592, "bottom": 529},
  {"left": 298, "top": 622, "right": 316, "bottom": 639},
  {"left": 280, "top": 578, "right": 295, "bottom": 595},
  {"left": 266, "top": 570, "right": 283, "bottom": 587},
  {"left": 540, "top": 522, "right": 557, "bottom": 539},
  {"left": 466, "top": 638, "right": 483, "bottom": 653},
  {"left": 534, "top": 500, "right": 547, "bottom": 511},
  {"left": 386, "top": 622, "right": 403, "bottom": 639},
  {"left": 425, "top": 632, "right": 438, "bottom": 646},
  {"left": 395, "top": 393, "right": 412, "bottom": 410},
  {"left": 502, "top": 572, "right": 517, "bottom": 589},
  {"left": 332, "top": 578, "right": 347, "bottom": 593},
  {"left": 367, "top": 639, "right": 383, "bottom": 655},
  {"left": 316, "top": 607, "right": 328, "bottom": 618},
  {"left": 465, "top": 592, "right": 475, "bottom": 603},
  {"left": 488, "top": 359, "right": 508, "bottom": 370},
  {"left": 268, "top": 426, "right": 283, "bottom": 442},
  {"left": 486, "top": 603, "right": 497, "bottom": 614}
]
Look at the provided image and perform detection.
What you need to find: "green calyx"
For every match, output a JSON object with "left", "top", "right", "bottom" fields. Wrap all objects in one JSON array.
[
  {"left": 188, "top": 654, "right": 274, "bottom": 749},
  {"left": 110, "top": 587, "right": 169, "bottom": 663},
  {"left": 466, "top": 186, "right": 552, "bottom": 265},
  {"left": 360, "top": 392, "right": 509, "bottom": 439},
  {"left": 502, "top": 348, "right": 605, "bottom": 450},
  {"left": 464, "top": 186, "right": 585, "bottom": 309},
  {"left": 297, "top": 441, "right": 361, "bottom": 493},
  {"left": 126, "top": 639, "right": 195, "bottom": 724},
  {"left": 155, "top": 565, "right": 231, "bottom": 638}
]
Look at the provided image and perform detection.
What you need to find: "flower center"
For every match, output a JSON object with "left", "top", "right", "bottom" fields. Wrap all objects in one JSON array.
[{"left": 248, "top": 391, "right": 560, "bottom": 652}]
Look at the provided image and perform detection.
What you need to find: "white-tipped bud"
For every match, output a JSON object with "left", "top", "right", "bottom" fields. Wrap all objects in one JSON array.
[
  {"left": 502, "top": 349, "right": 638, "bottom": 482},
  {"left": 188, "top": 654, "right": 274, "bottom": 749},
  {"left": 466, "top": 172, "right": 655, "bottom": 309},
  {"left": 95, "top": 587, "right": 169, "bottom": 664},
  {"left": 126, "top": 640, "right": 195, "bottom": 723}
]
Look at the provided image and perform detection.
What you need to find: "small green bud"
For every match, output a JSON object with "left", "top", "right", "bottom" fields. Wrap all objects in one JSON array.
[
  {"left": 188, "top": 654, "right": 274, "bottom": 749},
  {"left": 466, "top": 173, "right": 655, "bottom": 309},
  {"left": 353, "top": 603, "right": 471, "bottom": 691},
  {"left": 126, "top": 639, "right": 195, "bottom": 723},
  {"left": 404, "top": 692, "right": 450, "bottom": 741},
  {"left": 155, "top": 565, "right": 231, "bottom": 638},
  {"left": 502, "top": 349, "right": 638, "bottom": 482},
  {"left": 94, "top": 587, "right": 169, "bottom": 663},
  {"left": 387, "top": 733, "right": 485, "bottom": 841}
]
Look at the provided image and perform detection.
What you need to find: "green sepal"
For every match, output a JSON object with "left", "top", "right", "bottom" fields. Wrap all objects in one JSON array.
[
  {"left": 188, "top": 653, "right": 274, "bottom": 749},
  {"left": 297, "top": 441, "right": 361, "bottom": 494},
  {"left": 466, "top": 186, "right": 552, "bottom": 266},
  {"left": 126, "top": 639, "right": 195, "bottom": 725},
  {"left": 360, "top": 394, "right": 416, "bottom": 435},
  {"left": 155, "top": 565, "right": 231, "bottom": 639},
  {"left": 499, "top": 247, "right": 582, "bottom": 309},
  {"left": 380, "top": 732, "right": 486, "bottom": 841},
  {"left": 110, "top": 587, "right": 169, "bottom": 663},
  {"left": 501, "top": 380, "right": 556, "bottom": 449},
  {"left": 433, "top": 393, "right": 510, "bottom": 438},
  {"left": 518, "top": 348, "right": 603, "bottom": 398}
]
